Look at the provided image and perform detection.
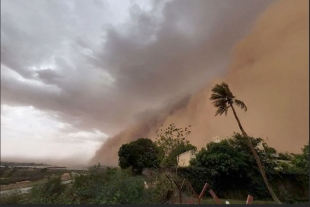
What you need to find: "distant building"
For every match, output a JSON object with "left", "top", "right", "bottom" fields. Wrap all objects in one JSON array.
[
  {"left": 177, "top": 150, "right": 197, "bottom": 167},
  {"left": 177, "top": 135, "right": 228, "bottom": 167}
]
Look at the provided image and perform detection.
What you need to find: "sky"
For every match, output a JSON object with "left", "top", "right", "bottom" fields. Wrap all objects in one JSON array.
[{"left": 1, "top": 0, "right": 308, "bottom": 166}]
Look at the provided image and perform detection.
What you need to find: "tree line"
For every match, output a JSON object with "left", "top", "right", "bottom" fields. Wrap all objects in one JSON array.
[{"left": 118, "top": 82, "right": 309, "bottom": 204}]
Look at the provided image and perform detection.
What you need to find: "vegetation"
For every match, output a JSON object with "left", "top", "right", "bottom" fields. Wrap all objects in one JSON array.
[
  {"left": 118, "top": 138, "right": 160, "bottom": 175},
  {"left": 1, "top": 140, "right": 308, "bottom": 204},
  {"left": 0, "top": 167, "right": 68, "bottom": 186},
  {"left": 192, "top": 136, "right": 251, "bottom": 172},
  {"left": 292, "top": 143, "right": 309, "bottom": 175},
  {"left": 155, "top": 124, "right": 196, "bottom": 168},
  {"left": 184, "top": 134, "right": 279, "bottom": 199},
  {"left": 178, "top": 140, "right": 308, "bottom": 202},
  {"left": 210, "top": 82, "right": 281, "bottom": 204},
  {"left": 1, "top": 82, "right": 308, "bottom": 204},
  {"left": 0, "top": 165, "right": 178, "bottom": 204}
]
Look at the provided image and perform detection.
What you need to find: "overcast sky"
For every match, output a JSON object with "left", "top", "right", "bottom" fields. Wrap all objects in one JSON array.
[{"left": 1, "top": 0, "right": 274, "bottom": 165}]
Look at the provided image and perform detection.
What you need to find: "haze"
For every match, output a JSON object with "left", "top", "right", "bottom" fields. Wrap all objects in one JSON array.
[{"left": 1, "top": 0, "right": 308, "bottom": 167}]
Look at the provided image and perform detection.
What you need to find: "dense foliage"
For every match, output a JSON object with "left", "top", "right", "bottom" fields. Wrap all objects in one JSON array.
[
  {"left": 180, "top": 134, "right": 309, "bottom": 201},
  {"left": 190, "top": 134, "right": 277, "bottom": 174},
  {"left": 177, "top": 166, "right": 309, "bottom": 203},
  {"left": 118, "top": 138, "right": 160, "bottom": 175},
  {"left": 187, "top": 134, "right": 279, "bottom": 199},
  {"left": 292, "top": 143, "right": 309, "bottom": 175}
]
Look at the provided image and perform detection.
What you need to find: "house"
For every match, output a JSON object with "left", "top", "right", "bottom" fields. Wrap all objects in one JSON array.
[
  {"left": 177, "top": 150, "right": 197, "bottom": 167},
  {"left": 177, "top": 135, "right": 224, "bottom": 167}
]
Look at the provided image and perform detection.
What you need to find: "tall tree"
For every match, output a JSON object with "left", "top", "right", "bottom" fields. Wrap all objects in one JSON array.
[{"left": 210, "top": 82, "right": 281, "bottom": 204}]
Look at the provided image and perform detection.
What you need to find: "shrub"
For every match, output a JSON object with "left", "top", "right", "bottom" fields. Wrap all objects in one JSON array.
[{"left": 0, "top": 190, "right": 24, "bottom": 204}]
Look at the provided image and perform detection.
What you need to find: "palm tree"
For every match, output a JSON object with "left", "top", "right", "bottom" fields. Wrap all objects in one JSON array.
[{"left": 210, "top": 82, "right": 281, "bottom": 204}]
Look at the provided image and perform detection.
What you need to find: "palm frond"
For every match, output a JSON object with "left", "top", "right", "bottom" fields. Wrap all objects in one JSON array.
[
  {"left": 211, "top": 82, "right": 244, "bottom": 117},
  {"left": 211, "top": 99, "right": 227, "bottom": 108},
  {"left": 222, "top": 82, "right": 235, "bottom": 99},
  {"left": 215, "top": 105, "right": 229, "bottom": 116},
  {"left": 210, "top": 93, "right": 225, "bottom": 101},
  {"left": 221, "top": 82, "right": 229, "bottom": 89},
  {"left": 211, "top": 84, "right": 227, "bottom": 96},
  {"left": 234, "top": 99, "right": 247, "bottom": 112},
  {"left": 211, "top": 83, "right": 235, "bottom": 100}
]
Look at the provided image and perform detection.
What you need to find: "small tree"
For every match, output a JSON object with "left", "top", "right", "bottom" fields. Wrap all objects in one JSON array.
[
  {"left": 118, "top": 138, "right": 160, "bottom": 175},
  {"left": 155, "top": 124, "right": 196, "bottom": 168}
]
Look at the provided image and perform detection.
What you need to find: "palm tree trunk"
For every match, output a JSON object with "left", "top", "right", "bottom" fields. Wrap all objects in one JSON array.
[{"left": 230, "top": 104, "right": 282, "bottom": 204}]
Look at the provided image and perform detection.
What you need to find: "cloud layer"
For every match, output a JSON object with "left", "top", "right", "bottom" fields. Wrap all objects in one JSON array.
[
  {"left": 90, "top": 0, "right": 309, "bottom": 166},
  {"left": 4, "top": 0, "right": 306, "bottom": 166}
]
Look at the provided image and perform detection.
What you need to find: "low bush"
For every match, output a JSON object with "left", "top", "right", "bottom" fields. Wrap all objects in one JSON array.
[{"left": 2, "top": 165, "right": 176, "bottom": 204}]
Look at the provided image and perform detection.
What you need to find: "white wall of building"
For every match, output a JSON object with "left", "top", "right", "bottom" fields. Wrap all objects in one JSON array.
[{"left": 177, "top": 150, "right": 196, "bottom": 167}]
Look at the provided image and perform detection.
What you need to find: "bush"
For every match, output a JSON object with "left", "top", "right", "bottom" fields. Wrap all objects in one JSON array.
[
  {"left": 25, "top": 175, "right": 66, "bottom": 204},
  {"left": 177, "top": 166, "right": 271, "bottom": 199},
  {"left": 177, "top": 166, "right": 309, "bottom": 202},
  {"left": 14, "top": 166, "right": 160, "bottom": 204},
  {"left": 0, "top": 190, "right": 24, "bottom": 204},
  {"left": 146, "top": 171, "right": 176, "bottom": 204},
  {"left": 177, "top": 167, "right": 213, "bottom": 195}
]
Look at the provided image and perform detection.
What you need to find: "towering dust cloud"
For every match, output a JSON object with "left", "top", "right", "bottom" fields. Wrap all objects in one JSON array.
[{"left": 90, "top": 0, "right": 309, "bottom": 166}]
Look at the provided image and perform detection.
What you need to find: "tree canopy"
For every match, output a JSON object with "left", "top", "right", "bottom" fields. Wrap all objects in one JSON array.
[
  {"left": 118, "top": 138, "right": 160, "bottom": 175},
  {"left": 210, "top": 82, "right": 247, "bottom": 117},
  {"left": 190, "top": 133, "right": 278, "bottom": 181}
]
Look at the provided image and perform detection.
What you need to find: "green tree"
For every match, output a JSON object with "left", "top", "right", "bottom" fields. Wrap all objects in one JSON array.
[
  {"left": 155, "top": 124, "right": 196, "bottom": 168},
  {"left": 190, "top": 134, "right": 279, "bottom": 199},
  {"left": 191, "top": 134, "right": 277, "bottom": 177},
  {"left": 292, "top": 143, "right": 309, "bottom": 174},
  {"left": 210, "top": 82, "right": 281, "bottom": 204},
  {"left": 191, "top": 141, "right": 248, "bottom": 176},
  {"left": 118, "top": 138, "right": 160, "bottom": 175}
]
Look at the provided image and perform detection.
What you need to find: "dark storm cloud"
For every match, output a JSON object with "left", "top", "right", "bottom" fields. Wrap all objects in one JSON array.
[
  {"left": 36, "top": 69, "right": 62, "bottom": 85},
  {"left": 1, "top": 0, "right": 274, "bottom": 137}
]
